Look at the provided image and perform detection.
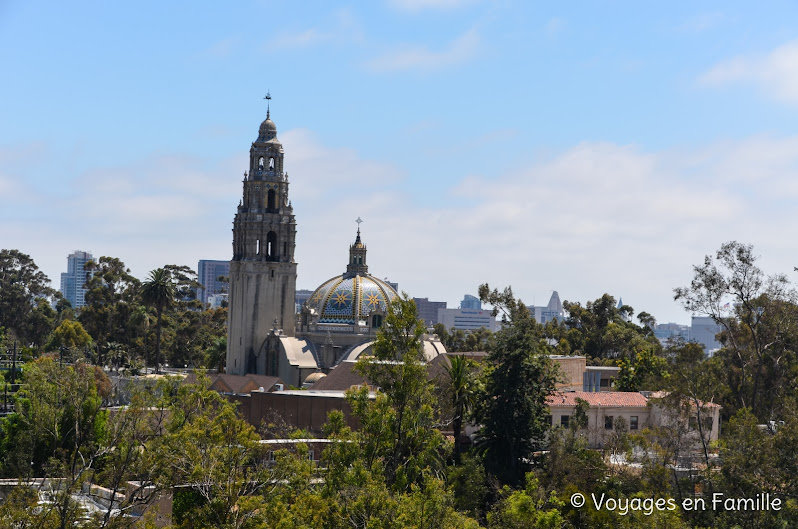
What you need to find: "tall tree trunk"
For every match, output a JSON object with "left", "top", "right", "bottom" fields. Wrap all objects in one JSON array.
[
  {"left": 155, "top": 306, "right": 163, "bottom": 374},
  {"left": 453, "top": 414, "right": 463, "bottom": 464}
]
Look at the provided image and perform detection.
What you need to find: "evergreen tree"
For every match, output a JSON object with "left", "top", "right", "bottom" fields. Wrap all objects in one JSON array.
[{"left": 475, "top": 284, "right": 558, "bottom": 486}]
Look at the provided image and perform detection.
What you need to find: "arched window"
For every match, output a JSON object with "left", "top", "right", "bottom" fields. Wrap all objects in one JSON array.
[
  {"left": 269, "top": 157, "right": 275, "bottom": 169},
  {"left": 267, "top": 189, "right": 276, "bottom": 211},
  {"left": 258, "top": 157, "right": 264, "bottom": 169},
  {"left": 372, "top": 314, "right": 383, "bottom": 328},
  {"left": 266, "top": 231, "right": 278, "bottom": 261},
  {"left": 256, "top": 239, "right": 260, "bottom": 255}
]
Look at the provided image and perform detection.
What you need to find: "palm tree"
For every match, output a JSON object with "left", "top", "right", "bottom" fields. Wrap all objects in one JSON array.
[
  {"left": 128, "top": 303, "right": 151, "bottom": 364},
  {"left": 207, "top": 336, "right": 227, "bottom": 373},
  {"left": 445, "top": 354, "right": 478, "bottom": 463},
  {"left": 140, "top": 268, "right": 175, "bottom": 374}
]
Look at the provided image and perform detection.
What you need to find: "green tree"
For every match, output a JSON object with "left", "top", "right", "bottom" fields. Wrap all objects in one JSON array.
[
  {"left": 79, "top": 257, "right": 141, "bottom": 363},
  {"left": 614, "top": 347, "right": 668, "bottom": 392},
  {"left": 150, "top": 375, "right": 270, "bottom": 529},
  {"left": 140, "top": 268, "right": 176, "bottom": 374},
  {"left": 353, "top": 293, "right": 446, "bottom": 492},
  {"left": 165, "top": 306, "right": 227, "bottom": 369},
  {"left": 476, "top": 284, "right": 558, "bottom": 486},
  {"left": 711, "top": 408, "right": 798, "bottom": 529},
  {"left": 487, "top": 474, "right": 565, "bottom": 529},
  {"left": 207, "top": 335, "right": 227, "bottom": 373},
  {"left": 443, "top": 354, "right": 479, "bottom": 463},
  {"left": 46, "top": 319, "right": 93, "bottom": 352},
  {"left": 0, "top": 357, "right": 110, "bottom": 528},
  {"left": 674, "top": 241, "right": 798, "bottom": 422},
  {"left": 0, "top": 249, "right": 58, "bottom": 346},
  {"left": 559, "top": 294, "right": 659, "bottom": 361}
]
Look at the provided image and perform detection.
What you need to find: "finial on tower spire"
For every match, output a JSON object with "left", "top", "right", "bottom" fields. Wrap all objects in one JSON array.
[{"left": 264, "top": 90, "right": 272, "bottom": 118}]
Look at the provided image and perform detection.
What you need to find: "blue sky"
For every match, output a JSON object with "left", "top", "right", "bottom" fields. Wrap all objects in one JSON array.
[{"left": 3, "top": 0, "right": 798, "bottom": 324}]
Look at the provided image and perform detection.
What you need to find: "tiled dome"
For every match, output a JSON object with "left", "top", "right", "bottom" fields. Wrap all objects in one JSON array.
[{"left": 308, "top": 274, "right": 397, "bottom": 325}]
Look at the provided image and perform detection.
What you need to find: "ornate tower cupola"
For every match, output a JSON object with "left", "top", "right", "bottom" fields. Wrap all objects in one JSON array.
[
  {"left": 227, "top": 93, "right": 298, "bottom": 376},
  {"left": 346, "top": 227, "right": 368, "bottom": 276},
  {"left": 233, "top": 100, "right": 294, "bottom": 262}
]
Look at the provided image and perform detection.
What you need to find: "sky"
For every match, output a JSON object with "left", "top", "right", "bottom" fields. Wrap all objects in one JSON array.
[{"left": 3, "top": 1, "right": 798, "bottom": 325}]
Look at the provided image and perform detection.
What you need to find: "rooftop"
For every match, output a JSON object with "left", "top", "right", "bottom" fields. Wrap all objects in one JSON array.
[{"left": 546, "top": 391, "right": 650, "bottom": 408}]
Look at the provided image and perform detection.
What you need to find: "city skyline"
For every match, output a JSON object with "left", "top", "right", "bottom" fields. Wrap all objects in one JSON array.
[{"left": 4, "top": 1, "right": 798, "bottom": 324}]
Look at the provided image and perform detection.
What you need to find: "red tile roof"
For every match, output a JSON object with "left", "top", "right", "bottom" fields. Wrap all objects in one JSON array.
[
  {"left": 647, "top": 390, "right": 722, "bottom": 409},
  {"left": 546, "top": 391, "right": 650, "bottom": 408}
]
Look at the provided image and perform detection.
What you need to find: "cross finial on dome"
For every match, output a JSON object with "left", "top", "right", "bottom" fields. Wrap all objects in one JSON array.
[
  {"left": 347, "top": 218, "right": 368, "bottom": 275},
  {"left": 355, "top": 217, "right": 364, "bottom": 243},
  {"left": 264, "top": 90, "right": 272, "bottom": 118}
]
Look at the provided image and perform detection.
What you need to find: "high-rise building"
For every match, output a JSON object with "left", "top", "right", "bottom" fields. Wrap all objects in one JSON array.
[
  {"left": 690, "top": 316, "right": 722, "bottom": 353},
  {"left": 227, "top": 107, "right": 298, "bottom": 375},
  {"left": 414, "top": 297, "right": 447, "bottom": 327},
  {"left": 528, "top": 291, "right": 565, "bottom": 324},
  {"left": 197, "top": 260, "right": 230, "bottom": 305},
  {"left": 653, "top": 322, "right": 690, "bottom": 345},
  {"left": 460, "top": 294, "right": 481, "bottom": 310},
  {"left": 59, "top": 250, "right": 94, "bottom": 309}
]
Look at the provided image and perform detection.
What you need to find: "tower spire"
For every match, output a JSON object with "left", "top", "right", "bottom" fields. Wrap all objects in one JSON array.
[
  {"left": 347, "top": 217, "right": 368, "bottom": 276},
  {"left": 264, "top": 90, "right": 271, "bottom": 118}
]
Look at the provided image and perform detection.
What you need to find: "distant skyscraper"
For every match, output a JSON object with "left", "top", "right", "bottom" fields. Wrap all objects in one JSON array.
[
  {"left": 528, "top": 291, "right": 565, "bottom": 324},
  {"left": 653, "top": 322, "right": 690, "bottom": 345},
  {"left": 690, "top": 316, "right": 722, "bottom": 353},
  {"left": 197, "top": 260, "right": 231, "bottom": 306},
  {"left": 460, "top": 294, "right": 481, "bottom": 310},
  {"left": 414, "top": 297, "right": 447, "bottom": 327},
  {"left": 60, "top": 250, "right": 93, "bottom": 309},
  {"left": 616, "top": 297, "right": 631, "bottom": 321}
]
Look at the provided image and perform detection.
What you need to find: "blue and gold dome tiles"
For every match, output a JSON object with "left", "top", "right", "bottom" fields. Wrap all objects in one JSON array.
[{"left": 308, "top": 274, "right": 398, "bottom": 324}]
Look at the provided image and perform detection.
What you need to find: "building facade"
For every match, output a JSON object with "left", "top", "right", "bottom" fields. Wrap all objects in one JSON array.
[
  {"left": 59, "top": 250, "right": 94, "bottom": 309},
  {"left": 437, "top": 307, "right": 499, "bottom": 332},
  {"left": 529, "top": 291, "right": 565, "bottom": 325},
  {"left": 197, "top": 259, "right": 230, "bottom": 306},
  {"left": 653, "top": 322, "right": 690, "bottom": 345},
  {"left": 690, "top": 316, "right": 722, "bottom": 353},
  {"left": 414, "top": 297, "right": 447, "bottom": 327},
  {"left": 460, "top": 294, "right": 481, "bottom": 310}
]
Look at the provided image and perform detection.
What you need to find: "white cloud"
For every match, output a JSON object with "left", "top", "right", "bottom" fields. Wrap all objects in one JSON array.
[
  {"left": 202, "top": 36, "right": 240, "bottom": 58},
  {"left": 288, "top": 135, "right": 798, "bottom": 325},
  {"left": 265, "top": 9, "right": 364, "bottom": 50},
  {"left": 388, "top": 0, "right": 479, "bottom": 12},
  {"left": 4, "top": 133, "right": 798, "bottom": 324},
  {"left": 269, "top": 29, "right": 328, "bottom": 49},
  {"left": 281, "top": 129, "right": 404, "bottom": 200},
  {"left": 367, "top": 29, "right": 480, "bottom": 72},
  {"left": 676, "top": 12, "right": 725, "bottom": 33},
  {"left": 700, "top": 40, "right": 798, "bottom": 104}
]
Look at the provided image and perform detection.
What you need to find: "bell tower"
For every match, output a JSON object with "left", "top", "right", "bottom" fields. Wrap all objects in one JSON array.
[{"left": 227, "top": 97, "right": 297, "bottom": 375}]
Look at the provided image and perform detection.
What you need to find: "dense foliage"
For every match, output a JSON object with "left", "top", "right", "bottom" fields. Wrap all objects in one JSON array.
[
  {"left": 3, "top": 242, "right": 798, "bottom": 527},
  {"left": 0, "top": 250, "right": 227, "bottom": 372}
]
